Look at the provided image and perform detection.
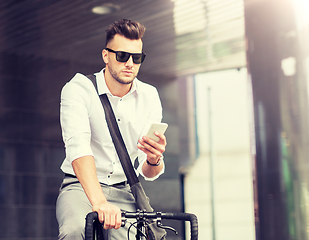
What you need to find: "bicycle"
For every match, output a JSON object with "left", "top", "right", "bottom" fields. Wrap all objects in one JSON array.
[{"left": 85, "top": 209, "right": 198, "bottom": 240}]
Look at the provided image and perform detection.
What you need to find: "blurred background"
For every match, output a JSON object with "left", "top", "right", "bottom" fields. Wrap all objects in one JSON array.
[{"left": 0, "top": 0, "right": 309, "bottom": 239}]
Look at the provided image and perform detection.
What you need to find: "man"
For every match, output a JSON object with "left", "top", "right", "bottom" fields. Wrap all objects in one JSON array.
[{"left": 56, "top": 19, "right": 166, "bottom": 240}]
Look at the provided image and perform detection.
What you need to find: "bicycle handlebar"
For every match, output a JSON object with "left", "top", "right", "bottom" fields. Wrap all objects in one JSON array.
[{"left": 85, "top": 211, "right": 198, "bottom": 240}]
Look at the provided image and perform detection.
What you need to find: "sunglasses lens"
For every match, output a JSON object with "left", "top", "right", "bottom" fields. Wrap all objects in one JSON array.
[
  {"left": 133, "top": 54, "right": 146, "bottom": 64},
  {"left": 132, "top": 54, "right": 143, "bottom": 64},
  {"left": 116, "top": 52, "right": 130, "bottom": 62}
]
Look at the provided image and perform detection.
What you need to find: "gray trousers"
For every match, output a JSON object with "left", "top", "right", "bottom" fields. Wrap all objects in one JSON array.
[{"left": 56, "top": 176, "right": 136, "bottom": 240}]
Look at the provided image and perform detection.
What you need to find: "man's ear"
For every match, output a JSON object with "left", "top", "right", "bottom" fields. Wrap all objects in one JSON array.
[{"left": 102, "top": 49, "right": 108, "bottom": 64}]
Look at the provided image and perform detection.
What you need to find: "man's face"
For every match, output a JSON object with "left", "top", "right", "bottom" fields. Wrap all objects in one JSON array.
[{"left": 103, "top": 34, "right": 143, "bottom": 85}]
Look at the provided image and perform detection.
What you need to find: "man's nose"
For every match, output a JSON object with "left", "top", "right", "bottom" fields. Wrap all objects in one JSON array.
[{"left": 125, "top": 55, "right": 134, "bottom": 67}]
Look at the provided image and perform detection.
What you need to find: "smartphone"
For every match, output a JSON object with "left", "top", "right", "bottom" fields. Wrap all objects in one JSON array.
[{"left": 145, "top": 123, "right": 168, "bottom": 142}]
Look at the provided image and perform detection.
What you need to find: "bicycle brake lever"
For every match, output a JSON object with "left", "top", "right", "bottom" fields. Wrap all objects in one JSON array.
[
  {"left": 156, "top": 212, "right": 178, "bottom": 235},
  {"left": 157, "top": 221, "right": 178, "bottom": 235}
]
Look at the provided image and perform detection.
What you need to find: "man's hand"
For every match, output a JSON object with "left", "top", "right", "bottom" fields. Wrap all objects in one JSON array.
[
  {"left": 137, "top": 131, "right": 166, "bottom": 178},
  {"left": 92, "top": 201, "right": 122, "bottom": 229},
  {"left": 72, "top": 156, "right": 122, "bottom": 230},
  {"left": 137, "top": 131, "right": 167, "bottom": 164}
]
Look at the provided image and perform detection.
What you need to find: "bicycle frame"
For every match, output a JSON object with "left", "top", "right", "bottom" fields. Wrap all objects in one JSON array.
[{"left": 85, "top": 210, "right": 198, "bottom": 240}]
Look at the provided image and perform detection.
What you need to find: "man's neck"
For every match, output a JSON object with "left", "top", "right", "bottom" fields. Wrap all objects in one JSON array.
[{"left": 104, "top": 69, "right": 132, "bottom": 98}]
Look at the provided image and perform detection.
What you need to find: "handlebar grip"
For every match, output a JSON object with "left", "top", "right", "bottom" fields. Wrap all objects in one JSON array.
[
  {"left": 85, "top": 211, "right": 99, "bottom": 240},
  {"left": 187, "top": 213, "right": 198, "bottom": 240},
  {"left": 163, "top": 213, "right": 198, "bottom": 240}
]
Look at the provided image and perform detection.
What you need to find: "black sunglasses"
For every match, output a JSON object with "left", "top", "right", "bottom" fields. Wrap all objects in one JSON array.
[{"left": 105, "top": 48, "right": 146, "bottom": 64}]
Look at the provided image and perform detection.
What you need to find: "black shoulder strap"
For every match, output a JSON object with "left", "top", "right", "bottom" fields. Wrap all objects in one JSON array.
[
  {"left": 87, "top": 74, "right": 98, "bottom": 93},
  {"left": 86, "top": 74, "right": 139, "bottom": 186}
]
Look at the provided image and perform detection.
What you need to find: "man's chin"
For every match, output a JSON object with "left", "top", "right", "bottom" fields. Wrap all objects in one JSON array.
[{"left": 115, "top": 77, "right": 134, "bottom": 85}]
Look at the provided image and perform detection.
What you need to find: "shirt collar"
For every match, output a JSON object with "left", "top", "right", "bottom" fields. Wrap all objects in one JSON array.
[{"left": 95, "top": 68, "right": 138, "bottom": 97}]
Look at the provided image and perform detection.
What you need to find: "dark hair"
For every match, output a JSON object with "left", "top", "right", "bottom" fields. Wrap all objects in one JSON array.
[{"left": 105, "top": 19, "right": 146, "bottom": 47}]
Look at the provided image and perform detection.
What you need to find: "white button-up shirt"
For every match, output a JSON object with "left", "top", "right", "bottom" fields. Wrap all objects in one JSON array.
[{"left": 60, "top": 69, "right": 165, "bottom": 185}]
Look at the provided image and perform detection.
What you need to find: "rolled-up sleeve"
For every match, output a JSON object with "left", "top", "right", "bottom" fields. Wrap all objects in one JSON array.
[
  {"left": 60, "top": 80, "right": 93, "bottom": 163},
  {"left": 136, "top": 87, "right": 165, "bottom": 181}
]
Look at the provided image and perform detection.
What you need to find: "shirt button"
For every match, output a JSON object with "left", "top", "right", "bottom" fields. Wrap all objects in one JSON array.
[
  {"left": 108, "top": 175, "right": 110, "bottom": 178},
  {"left": 118, "top": 119, "right": 120, "bottom": 121}
]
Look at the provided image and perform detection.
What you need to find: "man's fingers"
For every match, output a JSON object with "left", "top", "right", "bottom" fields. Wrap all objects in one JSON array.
[
  {"left": 103, "top": 213, "right": 121, "bottom": 229},
  {"left": 154, "top": 132, "right": 167, "bottom": 145},
  {"left": 94, "top": 204, "right": 121, "bottom": 230},
  {"left": 105, "top": 215, "right": 114, "bottom": 229},
  {"left": 115, "top": 212, "right": 122, "bottom": 229},
  {"left": 138, "top": 137, "right": 164, "bottom": 153},
  {"left": 138, "top": 142, "right": 161, "bottom": 158},
  {"left": 103, "top": 218, "right": 109, "bottom": 229},
  {"left": 98, "top": 212, "right": 104, "bottom": 223}
]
